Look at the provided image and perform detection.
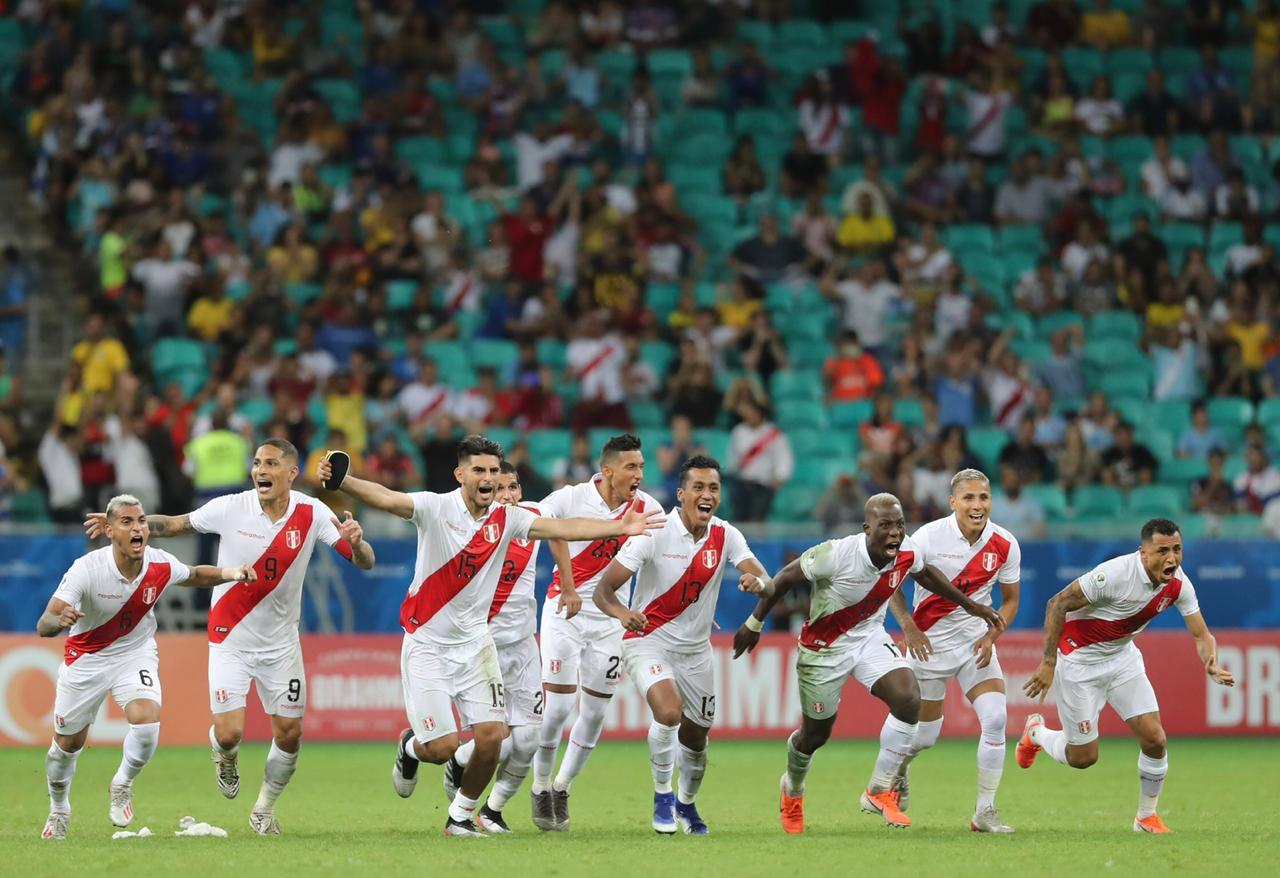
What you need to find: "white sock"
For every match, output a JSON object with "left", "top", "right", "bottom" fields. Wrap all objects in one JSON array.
[
  {"left": 898, "top": 716, "right": 942, "bottom": 772},
  {"left": 532, "top": 690, "right": 577, "bottom": 793},
  {"left": 113, "top": 722, "right": 160, "bottom": 786},
  {"left": 254, "top": 741, "right": 299, "bottom": 811},
  {"left": 677, "top": 742, "right": 707, "bottom": 805},
  {"left": 209, "top": 725, "right": 238, "bottom": 756},
  {"left": 448, "top": 791, "right": 479, "bottom": 823},
  {"left": 1137, "top": 752, "right": 1168, "bottom": 818},
  {"left": 972, "top": 692, "right": 1007, "bottom": 810},
  {"left": 46, "top": 741, "right": 79, "bottom": 814},
  {"left": 870, "top": 715, "right": 918, "bottom": 793},
  {"left": 488, "top": 725, "right": 539, "bottom": 812},
  {"left": 647, "top": 721, "right": 678, "bottom": 794},
  {"left": 1030, "top": 724, "right": 1070, "bottom": 765},
  {"left": 553, "top": 693, "right": 608, "bottom": 792},
  {"left": 784, "top": 730, "right": 812, "bottom": 796},
  {"left": 453, "top": 738, "right": 475, "bottom": 768}
]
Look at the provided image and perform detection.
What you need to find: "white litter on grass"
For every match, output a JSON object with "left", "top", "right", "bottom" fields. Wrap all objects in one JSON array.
[
  {"left": 174, "top": 816, "right": 228, "bottom": 837},
  {"left": 111, "top": 827, "right": 153, "bottom": 840}
]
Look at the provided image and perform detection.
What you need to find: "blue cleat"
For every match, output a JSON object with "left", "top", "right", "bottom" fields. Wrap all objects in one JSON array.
[
  {"left": 675, "top": 800, "right": 708, "bottom": 835},
  {"left": 652, "top": 791, "right": 677, "bottom": 834}
]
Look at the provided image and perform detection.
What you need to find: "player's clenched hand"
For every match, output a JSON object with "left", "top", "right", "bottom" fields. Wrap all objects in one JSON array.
[
  {"left": 57, "top": 606, "right": 85, "bottom": 630},
  {"left": 1022, "top": 661, "right": 1055, "bottom": 701},
  {"left": 738, "top": 573, "right": 772, "bottom": 596},
  {"left": 972, "top": 632, "right": 995, "bottom": 668},
  {"left": 620, "top": 508, "right": 666, "bottom": 536},
  {"left": 1206, "top": 655, "right": 1235, "bottom": 687},
  {"left": 966, "top": 601, "right": 1006, "bottom": 632},
  {"left": 732, "top": 626, "right": 760, "bottom": 658},
  {"left": 557, "top": 588, "right": 582, "bottom": 620},
  {"left": 316, "top": 458, "right": 333, "bottom": 484},
  {"left": 83, "top": 512, "right": 107, "bottom": 539},
  {"left": 619, "top": 609, "right": 647, "bottom": 633},
  {"left": 226, "top": 566, "right": 257, "bottom": 583},
  {"left": 902, "top": 628, "right": 933, "bottom": 662},
  {"left": 332, "top": 510, "right": 364, "bottom": 546}
]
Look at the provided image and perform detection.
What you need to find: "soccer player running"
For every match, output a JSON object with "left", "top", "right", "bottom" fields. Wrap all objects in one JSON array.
[
  {"left": 733, "top": 493, "right": 1005, "bottom": 833},
  {"left": 1018, "top": 517, "right": 1235, "bottom": 833},
  {"left": 40, "top": 494, "right": 256, "bottom": 840},
  {"left": 316, "top": 434, "right": 664, "bottom": 837},
  {"left": 593, "top": 455, "right": 771, "bottom": 835},
  {"left": 85, "top": 438, "right": 376, "bottom": 835},
  {"left": 530, "top": 433, "right": 662, "bottom": 832},
  {"left": 883, "top": 468, "right": 1022, "bottom": 832},
  {"left": 437, "top": 460, "right": 581, "bottom": 833}
]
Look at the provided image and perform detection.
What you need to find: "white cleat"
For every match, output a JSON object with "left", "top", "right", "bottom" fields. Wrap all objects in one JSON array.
[
  {"left": 109, "top": 782, "right": 134, "bottom": 827},
  {"left": 249, "top": 808, "right": 281, "bottom": 835},
  {"left": 41, "top": 812, "right": 69, "bottom": 840},
  {"left": 212, "top": 748, "right": 240, "bottom": 799},
  {"left": 476, "top": 804, "right": 512, "bottom": 833},
  {"left": 443, "top": 816, "right": 489, "bottom": 837},
  {"left": 971, "top": 805, "right": 1015, "bottom": 833}
]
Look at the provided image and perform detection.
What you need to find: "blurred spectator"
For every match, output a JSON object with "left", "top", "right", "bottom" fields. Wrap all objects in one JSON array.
[
  {"left": 1186, "top": 45, "right": 1239, "bottom": 129},
  {"left": 861, "top": 59, "right": 907, "bottom": 165},
  {"left": 552, "top": 433, "right": 596, "bottom": 488},
  {"left": 791, "top": 192, "right": 840, "bottom": 265},
  {"left": 1235, "top": 443, "right": 1280, "bottom": 513},
  {"left": 1030, "top": 385, "right": 1068, "bottom": 449},
  {"left": 730, "top": 213, "right": 809, "bottom": 288},
  {"left": 1191, "top": 130, "right": 1238, "bottom": 202},
  {"left": 739, "top": 311, "right": 789, "bottom": 387},
  {"left": 1192, "top": 448, "right": 1237, "bottom": 513},
  {"left": 723, "top": 135, "right": 767, "bottom": 205},
  {"left": 798, "top": 71, "right": 851, "bottom": 163},
  {"left": 992, "top": 464, "right": 1047, "bottom": 537},
  {"left": 366, "top": 435, "right": 420, "bottom": 492},
  {"left": 825, "top": 331, "right": 885, "bottom": 403},
  {"left": 1082, "top": 0, "right": 1134, "bottom": 48},
  {"left": 1074, "top": 75, "right": 1125, "bottom": 136},
  {"left": 1061, "top": 221, "right": 1111, "bottom": 282},
  {"left": 1029, "top": 0, "right": 1082, "bottom": 48},
  {"left": 567, "top": 310, "right": 630, "bottom": 431},
  {"left": 39, "top": 409, "right": 85, "bottom": 524},
  {"left": 132, "top": 238, "right": 201, "bottom": 338},
  {"left": 682, "top": 48, "right": 719, "bottom": 107},
  {"left": 1142, "top": 135, "right": 1190, "bottom": 200},
  {"left": 71, "top": 313, "right": 130, "bottom": 395},
  {"left": 954, "top": 157, "right": 996, "bottom": 223},
  {"left": 780, "top": 132, "right": 827, "bottom": 198},
  {"left": 859, "top": 392, "right": 903, "bottom": 459},
  {"left": 814, "top": 473, "right": 865, "bottom": 531},
  {"left": 999, "top": 414, "right": 1052, "bottom": 483},
  {"left": 1129, "top": 70, "right": 1184, "bottom": 137},
  {"left": 1151, "top": 323, "right": 1205, "bottom": 401},
  {"left": 962, "top": 69, "right": 1014, "bottom": 161},
  {"left": 1017, "top": 257, "right": 1069, "bottom": 315},
  {"left": 1100, "top": 422, "right": 1159, "bottom": 488},
  {"left": 667, "top": 356, "right": 722, "bottom": 429},
  {"left": 728, "top": 399, "right": 793, "bottom": 522},
  {"left": 934, "top": 344, "right": 981, "bottom": 428},
  {"left": 1117, "top": 212, "right": 1168, "bottom": 290},
  {"left": 1057, "top": 420, "right": 1102, "bottom": 490},
  {"left": 1080, "top": 391, "right": 1119, "bottom": 450},
  {"left": 654, "top": 415, "right": 706, "bottom": 505},
  {"left": 822, "top": 258, "right": 899, "bottom": 355},
  {"left": 995, "top": 152, "right": 1053, "bottom": 225},
  {"left": 1214, "top": 169, "right": 1261, "bottom": 220},
  {"left": 984, "top": 333, "right": 1033, "bottom": 430},
  {"left": 106, "top": 411, "right": 161, "bottom": 513},
  {"left": 0, "top": 246, "right": 30, "bottom": 356},
  {"left": 726, "top": 44, "right": 770, "bottom": 111},
  {"left": 1179, "top": 401, "right": 1230, "bottom": 457}
]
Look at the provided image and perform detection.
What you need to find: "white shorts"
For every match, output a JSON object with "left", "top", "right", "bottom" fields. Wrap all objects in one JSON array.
[
  {"left": 401, "top": 634, "right": 506, "bottom": 744},
  {"left": 623, "top": 638, "right": 717, "bottom": 728},
  {"left": 496, "top": 637, "right": 543, "bottom": 727},
  {"left": 54, "top": 644, "right": 162, "bottom": 735},
  {"left": 1053, "top": 649, "right": 1159, "bottom": 745},
  {"left": 540, "top": 603, "right": 624, "bottom": 694},
  {"left": 909, "top": 643, "right": 1005, "bottom": 702},
  {"left": 797, "top": 628, "right": 908, "bottom": 720},
  {"left": 209, "top": 641, "right": 306, "bottom": 717}
]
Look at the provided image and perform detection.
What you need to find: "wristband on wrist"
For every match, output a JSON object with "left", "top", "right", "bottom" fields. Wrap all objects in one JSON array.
[{"left": 744, "top": 615, "right": 764, "bottom": 633}]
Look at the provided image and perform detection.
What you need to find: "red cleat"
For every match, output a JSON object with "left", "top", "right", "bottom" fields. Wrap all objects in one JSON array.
[
  {"left": 1134, "top": 814, "right": 1172, "bottom": 834},
  {"left": 779, "top": 776, "right": 804, "bottom": 834},
  {"left": 1016, "top": 712, "right": 1045, "bottom": 769}
]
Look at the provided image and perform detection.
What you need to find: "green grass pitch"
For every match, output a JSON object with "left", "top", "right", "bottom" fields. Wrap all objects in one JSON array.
[{"left": 3, "top": 739, "right": 1275, "bottom": 876}]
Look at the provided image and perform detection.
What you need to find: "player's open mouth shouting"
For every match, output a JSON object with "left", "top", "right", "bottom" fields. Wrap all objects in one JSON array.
[
  {"left": 254, "top": 475, "right": 273, "bottom": 495},
  {"left": 476, "top": 481, "right": 495, "bottom": 503},
  {"left": 882, "top": 537, "right": 901, "bottom": 558}
]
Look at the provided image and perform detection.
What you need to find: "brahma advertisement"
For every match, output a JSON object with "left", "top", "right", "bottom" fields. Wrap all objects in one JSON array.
[{"left": 1, "top": 632, "right": 1276, "bottom": 746}]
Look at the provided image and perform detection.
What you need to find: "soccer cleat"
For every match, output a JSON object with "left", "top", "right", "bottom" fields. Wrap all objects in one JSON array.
[
  {"left": 40, "top": 812, "right": 69, "bottom": 840},
  {"left": 249, "top": 808, "right": 281, "bottom": 835},
  {"left": 971, "top": 805, "right": 1015, "bottom": 833},
  {"left": 109, "top": 782, "right": 134, "bottom": 827},
  {"left": 892, "top": 766, "right": 911, "bottom": 812},
  {"left": 392, "top": 728, "right": 419, "bottom": 798},
  {"left": 531, "top": 789, "right": 557, "bottom": 831},
  {"left": 442, "top": 754, "right": 465, "bottom": 802},
  {"left": 860, "top": 788, "right": 911, "bottom": 828},
  {"left": 1134, "top": 814, "right": 1172, "bottom": 834},
  {"left": 779, "top": 775, "right": 804, "bottom": 834},
  {"left": 212, "top": 746, "right": 240, "bottom": 799},
  {"left": 652, "top": 791, "right": 677, "bottom": 834},
  {"left": 443, "top": 816, "right": 488, "bottom": 838},
  {"left": 476, "top": 804, "right": 511, "bottom": 834},
  {"left": 551, "top": 787, "right": 571, "bottom": 832},
  {"left": 675, "top": 800, "right": 709, "bottom": 835},
  {"left": 1016, "top": 712, "right": 1045, "bottom": 769}
]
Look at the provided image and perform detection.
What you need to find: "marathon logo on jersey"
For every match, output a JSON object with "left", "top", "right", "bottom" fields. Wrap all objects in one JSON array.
[
  {"left": 702, "top": 548, "right": 718, "bottom": 568},
  {"left": 423, "top": 716, "right": 436, "bottom": 732},
  {"left": 1078, "top": 720, "right": 1092, "bottom": 735},
  {"left": 982, "top": 551, "right": 1000, "bottom": 572},
  {"left": 142, "top": 585, "right": 157, "bottom": 605},
  {"left": 285, "top": 528, "right": 302, "bottom": 550},
  {"left": 215, "top": 688, "right": 229, "bottom": 704},
  {"left": 483, "top": 523, "right": 501, "bottom": 543}
]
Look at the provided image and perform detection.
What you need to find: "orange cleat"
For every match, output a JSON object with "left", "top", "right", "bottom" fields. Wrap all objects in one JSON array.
[
  {"left": 779, "top": 776, "right": 804, "bottom": 834},
  {"left": 1016, "top": 712, "right": 1045, "bottom": 769},
  {"left": 1134, "top": 814, "right": 1172, "bottom": 834},
  {"left": 860, "top": 788, "right": 911, "bottom": 828}
]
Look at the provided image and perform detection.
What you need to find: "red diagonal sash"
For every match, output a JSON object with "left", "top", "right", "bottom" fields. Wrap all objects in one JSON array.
[
  {"left": 402, "top": 505, "right": 509, "bottom": 634},
  {"left": 548, "top": 499, "right": 645, "bottom": 598},
  {"left": 814, "top": 103, "right": 843, "bottom": 149},
  {"left": 577, "top": 343, "right": 616, "bottom": 381},
  {"left": 414, "top": 388, "right": 449, "bottom": 424},
  {"left": 208, "top": 503, "right": 314, "bottom": 644},
  {"left": 489, "top": 533, "right": 538, "bottom": 622},
  {"left": 624, "top": 525, "right": 725, "bottom": 639},
  {"left": 995, "top": 383, "right": 1028, "bottom": 426},
  {"left": 448, "top": 273, "right": 476, "bottom": 311},
  {"left": 1059, "top": 577, "right": 1182, "bottom": 656},
  {"left": 912, "top": 532, "right": 1011, "bottom": 632},
  {"left": 738, "top": 427, "right": 781, "bottom": 473},
  {"left": 65, "top": 562, "right": 173, "bottom": 665},
  {"left": 799, "top": 551, "right": 915, "bottom": 651}
]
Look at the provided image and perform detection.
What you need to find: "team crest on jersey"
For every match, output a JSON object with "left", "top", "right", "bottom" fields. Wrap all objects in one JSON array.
[
  {"left": 650, "top": 664, "right": 663, "bottom": 676},
  {"left": 812, "top": 700, "right": 825, "bottom": 713},
  {"left": 890, "top": 570, "right": 902, "bottom": 589},
  {"left": 1078, "top": 720, "right": 1091, "bottom": 735},
  {"left": 982, "top": 551, "right": 999, "bottom": 572},
  {"left": 285, "top": 528, "right": 302, "bottom": 550},
  {"left": 142, "top": 586, "right": 157, "bottom": 605},
  {"left": 483, "top": 523, "right": 501, "bottom": 543},
  {"left": 423, "top": 716, "right": 436, "bottom": 732},
  {"left": 514, "top": 538, "right": 530, "bottom": 548},
  {"left": 702, "top": 549, "right": 718, "bottom": 568},
  {"left": 1157, "top": 597, "right": 1172, "bottom": 612},
  {"left": 549, "top": 659, "right": 562, "bottom": 674},
  {"left": 215, "top": 688, "right": 229, "bottom": 704},
  {"left": 55, "top": 714, "right": 65, "bottom": 728}
]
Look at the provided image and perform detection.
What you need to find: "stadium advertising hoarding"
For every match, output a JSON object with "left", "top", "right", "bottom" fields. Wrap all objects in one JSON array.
[{"left": 1, "top": 632, "right": 1275, "bottom": 746}]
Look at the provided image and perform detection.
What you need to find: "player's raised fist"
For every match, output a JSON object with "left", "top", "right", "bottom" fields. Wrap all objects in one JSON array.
[
  {"left": 227, "top": 565, "right": 257, "bottom": 583},
  {"left": 57, "top": 606, "right": 85, "bottom": 630},
  {"left": 620, "top": 609, "right": 648, "bottom": 633},
  {"left": 316, "top": 458, "right": 333, "bottom": 483},
  {"left": 84, "top": 512, "right": 107, "bottom": 539},
  {"left": 738, "top": 573, "right": 772, "bottom": 596},
  {"left": 620, "top": 507, "right": 666, "bottom": 536}
]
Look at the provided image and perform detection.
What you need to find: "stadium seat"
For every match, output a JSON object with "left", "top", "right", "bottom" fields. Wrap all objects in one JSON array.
[
  {"left": 386, "top": 279, "right": 418, "bottom": 311},
  {"left": 629, "top": 400, "right": 666, "bottom": 428},
  {"left": 1160, "top": 456, "right": 1208, "bottom": 487},
  {"left": 640, "top": 341, "right": 675, "bottom": 376},
  {"left": 1088, "top": 310, "right": 1143, "bottom": 342},
  {"left": 1159, "top": 223, "right": 1205, "bottom": 251},
  {"left": 967, "top": 427, "right": 1010, "bottom": 470},
  {"left": 698, "top": 429, "right": 731, "bottom": 463},
  {"left": 1127, "top": 485, "right": 1184, "bottom": 518},
  {"left": 1256, "top": 397, "right": 1280, "bottom": 429},
  {"left": 1207, "top": 396, "right": 1255, "bottom": 429},
  {"left": 1170, "top": 133, "right": 1206, "bottom": 161},
  {"left": 768, "top": 484, "right": 815, "bottom": 523},
  {"left": 770, "top": 370, "right": 823, "bottom": 402},
  {"left": 151, "top": 339, "right": 206, "bottom": 374},
  {"left": 1022, "top": 483, "right": 1068, "bottom": 519},
  {"left": 237, "top": 398, "right": 274, "bottom": 427},
  {"left": 1100, "top": 371, "right": 1152, "bottom": 400},
  {"left": 892, "top": 398, "right": 925, "bottom": 427},
  {"left": 943, "top": 224, "right": 995, "bottom": 253},
  {"left": 777, "top": 400, "right": 828, "bottom": 431},
  {"left": 997, "top": 224, "right": 1045, "bottom": 255},
  {"left": 527, "top": 429, "right": 572, "bottom": 463},
  {"left": 469, "top": 339, "right": 518, "bottom": 375},
  {"left": 1071, "top": 485, "right": 1124, "bottom": 519},
  {"left": 1148, "top": 399, "right": 1193, "bottom": 435},
  {"left": 424, "top": 340, "right": 470, "bottom": 377},
  {"left": 1209, "top": 222, "right": 1244, "bottom": 254},
  {"left": 1061, "top": 47, "right": 1103, "bottom": 90},
  {"left": 776, "top": 19, "right": 827, "bottom": 50},
  {"left": 535, "top": 338, "right": 566, "bottom": 370},
  {"left": 1136, "top": 426, "right": 1175, "bottom": 462},
  {"left": 1106, "top": 47, "right": 1154, "bottom": 77},
  {"left": 285, "top": 282, "right": 323, "bottom": 305},
  {"left": 830, "top": 400, "right": 874, "bottom": 429},
  {"left": 1035, "top": 310, "right": 1084, "bottom": 340}
]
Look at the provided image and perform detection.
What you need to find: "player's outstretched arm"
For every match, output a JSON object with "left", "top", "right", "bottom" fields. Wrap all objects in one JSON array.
[
  {"left": 84, "top": 511, "right": 195, "bottom": 540},
  {"left": 1022, "top": 580, "right": 1090, "bottom": 701},
  {"left": 733, "top": 559, "right": 803, "bottom": 658},
  {"left": 184, "top": 565, "right": 257, "bottom": 588},
  {"left": 322, "top": 467, "right": 415, "bottom": 520},
  {"left": 888, "top": 589, "right": 933, "bottom": 661},
  {"left": 1184, "top": 611, "right": 1236, "bottom": 687},
  {"left": 591, "top": 560, "right": 646, "bottom": 632},
  {"left": 528, "top": 507, "right": 665, "bottom": 542},
  {"left": 915, "top": 564, "right": 1006, "bottom": 631},
  {"left": 547, "top": 538, "right": 580, "bottom": 619},
  {"left": 36, "top": 598, "right": 83, "bottom": 637}
]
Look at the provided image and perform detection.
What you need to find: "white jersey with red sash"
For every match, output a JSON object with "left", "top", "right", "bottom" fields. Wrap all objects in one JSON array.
[
  {"left": 487, "top": 501, "right": 544, "bottom": 646},
  {"left": 909, "top": 515, "right": 1021, "bottom": 651},
  {"left": 613, "top": 510, "right": 755, "bottom": 650},
  {"left": 798, "top": 533, "right": 925, "bottom": 651},
  {"left": 403, "top": 488, "right": 537, "bottom": 647},
  {"left": 53, "top": 546, "right": 193, "bottom": 665},
  {"left": 539, "top": 476, "right": 660, "bottom": 621},
  {"left": 189, "top": 490, "right": 355, "bottom": 653},
  {"left": 1059, "top": 551, "right": 1200, "bottom": 665}
]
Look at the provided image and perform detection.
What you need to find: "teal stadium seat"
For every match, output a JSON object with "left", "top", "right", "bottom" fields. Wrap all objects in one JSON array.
[
  {"left": 1071, "top": 485, "right": 1124, "bottom": 520},
  {"left": 967, "top": 427, "right": 1010, "bottom": 471}
]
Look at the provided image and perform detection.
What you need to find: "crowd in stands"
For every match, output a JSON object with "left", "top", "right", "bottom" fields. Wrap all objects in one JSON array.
[{"left": 3, "top": 0, "right": 1280, "bottom": 536}]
